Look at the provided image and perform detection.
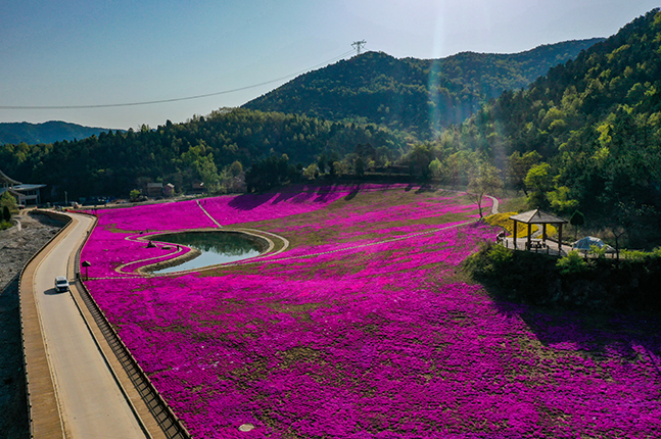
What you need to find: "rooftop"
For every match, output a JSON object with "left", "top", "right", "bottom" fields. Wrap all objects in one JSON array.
[
  {"left": 509, "top": 209, "right": 568, "bottom": 225},
  {"left": 11, "top": 184, "right": 47, "bottom": 191}
]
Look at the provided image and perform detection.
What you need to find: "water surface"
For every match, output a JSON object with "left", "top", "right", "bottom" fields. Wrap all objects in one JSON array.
[{"left": 150, "top": 232, "right": 262, "bottom": 274}]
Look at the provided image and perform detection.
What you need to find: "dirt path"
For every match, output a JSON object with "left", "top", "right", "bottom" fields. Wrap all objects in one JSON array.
[
  {"left": 486, "top": 195, "right": 500, "bottom": 215},
  {"left": 196, "top": 199, "right": 222, "bottom": 227}
]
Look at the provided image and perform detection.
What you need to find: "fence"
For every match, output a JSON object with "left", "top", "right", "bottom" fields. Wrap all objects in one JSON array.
[{"left": 73, "top": 213, "right": 191, "bottom": 439}]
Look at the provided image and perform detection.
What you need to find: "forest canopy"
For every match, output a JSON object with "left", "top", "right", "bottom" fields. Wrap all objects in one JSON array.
[{"left": 0, "top": 109, "right": 410, "bottom": 200}]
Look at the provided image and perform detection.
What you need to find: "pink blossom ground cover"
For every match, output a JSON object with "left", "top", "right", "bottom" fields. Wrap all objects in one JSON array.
[
  {"left": 82, "top": 187, "right": 661, "bottom": 438},
  {"left": 95, "top": 184, "right": 368, "bottom": 232},
  {"left": 81, "top": 227, "right": 195, "bottom": 277}
]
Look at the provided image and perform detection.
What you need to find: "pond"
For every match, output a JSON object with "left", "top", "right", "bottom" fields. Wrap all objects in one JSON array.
[{"left": 148, "top": 232, "right": 264, "bottom": 274}]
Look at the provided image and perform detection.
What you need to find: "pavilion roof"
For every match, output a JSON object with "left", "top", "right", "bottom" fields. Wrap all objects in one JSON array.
[{"left": 509, "top": 209, "right": 568, "bottom": 224}]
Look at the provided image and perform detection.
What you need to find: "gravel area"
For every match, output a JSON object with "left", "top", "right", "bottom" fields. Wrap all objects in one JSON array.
[{"left": 0, "top": 213, "right": 62, "bottom": 439}]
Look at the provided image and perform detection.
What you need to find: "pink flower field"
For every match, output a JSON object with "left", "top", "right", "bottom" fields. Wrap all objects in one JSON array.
[{"left": 82, "top": 185, "right": 661, "bottom": 438}]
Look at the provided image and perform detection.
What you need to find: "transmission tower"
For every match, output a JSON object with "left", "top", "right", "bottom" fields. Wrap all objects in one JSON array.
[{"left": 352, "top": 40, "right": 367, "bottom": 56}]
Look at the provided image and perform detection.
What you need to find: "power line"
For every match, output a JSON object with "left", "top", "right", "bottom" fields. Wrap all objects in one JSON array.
[{"left": 0, "top": 49, "right": 356, "bottom": 110}]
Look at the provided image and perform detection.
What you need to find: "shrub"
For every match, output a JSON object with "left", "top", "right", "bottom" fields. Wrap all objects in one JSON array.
[
  {"left": 589, "top": 244, "right": 607, "bottom": 259},
  {"left": 621, "top": 249, "right": 648, "bottom": 262},
  {"left": 463, "top": 242, "right": 512, "bottom": 276},
  {"left": 556, "top": 251, "right": 588, "bottom": 275}
]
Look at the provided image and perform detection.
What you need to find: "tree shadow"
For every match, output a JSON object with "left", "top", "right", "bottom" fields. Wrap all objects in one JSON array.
[
  {"left": 485, "top": 284, "right": 661, "bottom": 362},
  {"left": 228, "top": 193, "right": 276, "bottom": 211},
  {"left": 415, "top": 183, "right": 434, "bottom": 194},
  {"left": 344, "top": 184, "right": 362, "bottom": 201},
  {"left": 271, "top": 192, "right": 301, "bottom": 204},
  {"left": 314, "top": 185, "right": 344, "bottom": 203}
]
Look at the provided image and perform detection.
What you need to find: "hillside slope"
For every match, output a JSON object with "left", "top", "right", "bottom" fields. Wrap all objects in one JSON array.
[
  {"left": 243, "top": 39, "right": 603, "bottom": 138},
  {"left": 0, "top": 121, "right": 117, "bottom": 145},
  {"left": 446, "top": 8, "right": 661, "bottom": 245}
]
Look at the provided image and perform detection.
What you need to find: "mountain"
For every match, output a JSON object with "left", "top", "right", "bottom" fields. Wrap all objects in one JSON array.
[
  {"left": 0, "top": 121, "right": 118, "bottom": 145},
  {"left": 444, "top": 8, "right": 661, "bottom": 245},
  {"left": 243, "top": 39, "right": 604, "bottom": 138}
]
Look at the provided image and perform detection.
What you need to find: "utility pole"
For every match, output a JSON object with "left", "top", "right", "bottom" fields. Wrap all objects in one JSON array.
[{"left": 352, "top": 40, "right": 367, "bottom": 56}]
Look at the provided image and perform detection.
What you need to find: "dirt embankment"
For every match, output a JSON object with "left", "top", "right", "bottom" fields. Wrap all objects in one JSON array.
[
  {"left": 0, "top": 213, "right": 62, "bottom": 439},
  {"left": 0, "top": 213, "right": 62, "bottom": 289}
]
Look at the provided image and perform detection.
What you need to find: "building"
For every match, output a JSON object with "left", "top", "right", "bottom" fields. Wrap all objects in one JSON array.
[
  {"left": 146, "top": 182, "right": 164, "bottom": 197},
  {"left": 191, "top": 181, "right": 206, "bottom": 194},
  {"left": 163, "top": 183, "right": 175, "bottom": 197},
  {"left": 145, "top": 182, "right": 175, "bottom": 198},
  {"left": 0, "top": 169, "right": 46, "bottom": 206}
]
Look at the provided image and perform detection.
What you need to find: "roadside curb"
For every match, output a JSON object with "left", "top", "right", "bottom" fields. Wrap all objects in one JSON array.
[{"left": 19, "top": 210, "right": 71, "bottom": 439}]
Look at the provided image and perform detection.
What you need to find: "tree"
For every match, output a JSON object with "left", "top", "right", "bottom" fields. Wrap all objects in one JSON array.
[
  {"left": 317, "top": 153, "right": 328, "bottom": 175},
  {"left": 408, "top": 143, "right": 433, "bottom": 179},
  {"left": 570, "top": 211, "right": 585, "bottom": 240},
  {"left": 327, "top": 152, "right": 340, "bottom": 179},
  {"left": 245, "top": 154, "right": 295, "bottom": 192},
  {"left": 468, "top": 163, "right": 503, "bottom": 219},
  {"left": 229, "top": 161, "right": 243, "bottom": 177},
  {"left": 508, "top": 151, "right": 541, "bottom": 195},
  {"left": 355, "top": 157, "right": 365, "bottom": 177},
  {"left": 2, "top": 206, "right": 11, "bottom": 222},
  {"left": 129, "top": 190, "right": 141, "bottom": 202},
  {"left": 1, "top": 191, "right": 18, "bottom": 214},
  {"left": 428, "top": 158, "right": 443, "bottom": 180},
  {"left": 524, "top": 163, "right": 553, "bottom": 209},
  {"left": 302, "top": 163, "right": 318, "bottom": 180},
  {"left": 547, "top": 186, "right": 579, "bottom": 215},
  {"left": 604, "top": 201, "right": 649, "bottom": 262}
]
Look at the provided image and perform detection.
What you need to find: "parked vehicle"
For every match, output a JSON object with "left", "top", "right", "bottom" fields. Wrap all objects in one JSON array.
[{"left": 54, "top": 276, "right": 69, "bottom": 293}]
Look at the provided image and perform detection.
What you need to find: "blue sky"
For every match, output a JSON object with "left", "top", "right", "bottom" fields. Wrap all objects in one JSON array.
[{"left": 0, "top": 0, "right": 658, "bottom": 129}]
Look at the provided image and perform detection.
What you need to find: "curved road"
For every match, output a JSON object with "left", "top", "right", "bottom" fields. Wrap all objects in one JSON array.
[{"left": 30, "top": 212, "right": 147, "bottom": 439}]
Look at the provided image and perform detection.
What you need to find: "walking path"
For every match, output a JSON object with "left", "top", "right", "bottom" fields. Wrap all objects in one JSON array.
[
  {"left": 196, "top": 199, "right": 222, "bottom": 228},
  {"left": 486, "top": 195, "right": 500, "bottom": 215}
]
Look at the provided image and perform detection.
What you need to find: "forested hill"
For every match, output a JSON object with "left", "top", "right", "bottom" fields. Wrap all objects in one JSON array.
[
  {"left": 243, "top": 39, "right": 604, "bottom": 138},
  {"left": 0, "top": 109, "right": 408, "bottom": 200},
  {"left": 0, "top": 121, "right": 118, "bottom": 145},
  {"left": 444, "top": 8, "right": 661, "bottom": 246}
]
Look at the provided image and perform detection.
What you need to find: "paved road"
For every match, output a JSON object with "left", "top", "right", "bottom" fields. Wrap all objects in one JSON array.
[{"left": 32, "top": 212, "right": 146, "bottom": 439}]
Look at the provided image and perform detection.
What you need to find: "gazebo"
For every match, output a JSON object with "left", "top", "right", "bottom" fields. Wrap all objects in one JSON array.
[{"left": 509, "top": 209, "right": 568, "bottom": 253}]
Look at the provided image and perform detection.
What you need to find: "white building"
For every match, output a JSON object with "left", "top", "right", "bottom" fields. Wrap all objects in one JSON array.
[{"left": 0, "top": 169, "right": 46, "bottom": 206}]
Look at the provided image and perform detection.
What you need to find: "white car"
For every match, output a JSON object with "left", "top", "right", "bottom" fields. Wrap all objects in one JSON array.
[{"left": 54, "top": 276, "right": 70, "bottom": 293}]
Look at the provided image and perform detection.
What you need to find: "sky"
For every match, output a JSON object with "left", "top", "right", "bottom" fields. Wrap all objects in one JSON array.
[{"left": 0, "top": 0, "right": 658, "bottom": 130}]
